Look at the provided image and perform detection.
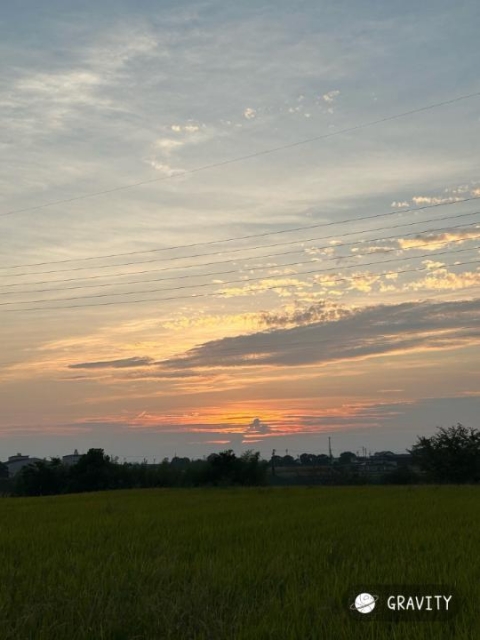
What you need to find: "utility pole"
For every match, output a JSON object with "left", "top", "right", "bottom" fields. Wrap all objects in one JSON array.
[
  {"left": 271, "top": 449, "right": 276, "bottom": 476},
  {"left": 328, "top": 437, "right": 333, "bottom": 462}
]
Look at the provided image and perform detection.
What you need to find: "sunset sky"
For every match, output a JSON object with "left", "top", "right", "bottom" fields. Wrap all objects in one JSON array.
[{"left": 1, "top": 0, "right": 479, "bottom": 462}]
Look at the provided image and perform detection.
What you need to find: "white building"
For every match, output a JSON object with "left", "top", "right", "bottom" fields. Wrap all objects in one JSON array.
[
  {"left": 62, "top": 449, "right": 82, "bottom": 466},
  {"left": 5, "top": 453, "right": 42, "bottom": 477}
]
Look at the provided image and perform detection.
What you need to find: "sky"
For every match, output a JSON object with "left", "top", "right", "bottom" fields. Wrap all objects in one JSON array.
[{"left": 0, "top": 0, "right": 479, "bottom": 462}]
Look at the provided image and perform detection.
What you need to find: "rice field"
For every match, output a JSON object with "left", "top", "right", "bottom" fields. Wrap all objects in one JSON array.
[{"left": 0, "top": 486, "right": 479, "bottom": 640}]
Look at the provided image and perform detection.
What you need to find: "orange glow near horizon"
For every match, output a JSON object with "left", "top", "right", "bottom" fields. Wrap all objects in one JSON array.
[{"left": 64, "top": 396, "right": 413, "bottom": 440}]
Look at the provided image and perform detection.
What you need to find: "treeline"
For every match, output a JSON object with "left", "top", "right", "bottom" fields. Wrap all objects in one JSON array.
[
  {"left": 2, "top": 449, "right": 268, "bottom": 497},
  {"left": 267, "top": 425, "right": 480, "bottom": 486},
  {"left": 1, "top": 424, "right": 479, "bottom": 497},
  {"left": 410, "top": 423, "right": 480, "bottom": 484}
]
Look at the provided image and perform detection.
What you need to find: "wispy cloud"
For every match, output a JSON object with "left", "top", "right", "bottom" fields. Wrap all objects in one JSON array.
[
  {"left": 260, "top": 301, "right": 350, "bottom": 328},
  {"left": 322, "top": 89, "right": 340, "bottom": 103},
  {"left": 69, "top": 356, "right": 155, "bottom": 369},
  {"left": 158, "top": 298, "right": 480, "bottom": 371},
  {"left": 404, "top": 268, "right": 480, "bottom": 291},
  {"left": 398, "top": 228, "right": 480, "bottom": 251},
  {"left": 2, "top": 29, "right": 161, "bottom": 138}
]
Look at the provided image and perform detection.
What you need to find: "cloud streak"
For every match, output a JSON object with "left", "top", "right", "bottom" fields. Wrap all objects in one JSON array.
[
  {"left": 158, "top": 298, "right": 480, "bottom": 370},
  {"left": 69, "top": 356, "right": 155, "bottom": 369},
  {"left": 398, "top": 228, "right": 480, "bottom": 251}
]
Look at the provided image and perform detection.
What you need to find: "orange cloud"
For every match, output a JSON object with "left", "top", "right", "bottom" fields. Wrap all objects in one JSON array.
[
  {"left": 398, "top": 229, "right": 480, "bottom": 251},
  {"left": 405, "top": 269, "right": 480, "bottom": 291}
]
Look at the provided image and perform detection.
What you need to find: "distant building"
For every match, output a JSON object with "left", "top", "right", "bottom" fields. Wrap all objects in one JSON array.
[
  {"left": 391, "top": 453, "right": 414, "bottom": 466},
  {"left": 371, "top": 451, "right": 414, "bottom": 467},
  {"left": 5, "top": 453, "right": 42, "bottom": 477},
  {"left": 62, "top": 449, "right": 82, "bottom": 466}
]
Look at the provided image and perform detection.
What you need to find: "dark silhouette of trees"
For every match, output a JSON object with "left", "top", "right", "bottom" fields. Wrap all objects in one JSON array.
[
  {"left": 410, "top": 424, "right": 480, "bottom": 483},
  {"left": 271, "top": 455, "right": 283, "bottom": 469},
  {"left": 0, "top": 461, "right": 8, "bottom": 478},
  {"left": 299, "top": 453, "right": 317, "bottom": 466},
  {"left": 205, "top": 450, "right": 238, "bottom": 485},
  {"left": 240, "top": 450, "right": 267, "bottom": 485},
  {"left": 6, "top": 424, "right": 479, "bottom": 498},
  {"left": 171, "top": 456, "right": 191, "bottom": 469},
  {"left": 203, "top": 450, "right": 267, "bottom": 486},
  {"left": 338, "top": 451, "right": 357, "bottom": 465},
  {"left": 14, "top": 458, "right": 67, "bottom": 496},
  {"left": 10, "top": 448, "right": 268, "bottom": 496},
  {"left": 382, "top": 466, "right": 420, "bottom": 485},
  {"left": 68, "top": 448, "right": 115, "bottom": 492}
]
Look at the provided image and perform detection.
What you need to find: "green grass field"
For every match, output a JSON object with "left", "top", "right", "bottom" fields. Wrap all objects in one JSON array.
[{"left": 0, "top": 486, "right": 479, "bottom": 640}]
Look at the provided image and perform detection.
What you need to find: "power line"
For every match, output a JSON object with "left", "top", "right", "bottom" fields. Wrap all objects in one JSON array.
[
  {"left": 2, "top": 194, "right": 479, "bottom": 272},
  {"left": 3, "top": 255, "right": 479, "bottom": 313},
  {"left": 2, "top": 250, "right": 478, "bottom": 306},
  {"left": 4, "top": 213, "right": 480, "bottom": 291},
  {"left": 3, "top": 228, "right": 480, "bottom": 299},
  {"left": 1, "top": 90, "right": 479, "bottom": 221},
  {"left": 2, "top": 201, "right": 479, "bottom": 281}
]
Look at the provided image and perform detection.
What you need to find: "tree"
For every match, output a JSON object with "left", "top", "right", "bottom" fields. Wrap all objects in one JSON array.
[
  {"left": 410, "top": 424, "right": 480, "bottom": 483},
  {"left": 299, "top": 453, "right": 317, "bottom": 466},
  {"left": 240, "top": 450, "right": 268, "bottom": 485},
  {"left": 171, "top": 456, "right": 190, "bottom": 468},
  {"left": 0, "top": 461, "right": 8, "bottom": 479},
  {"left": 14, "top": 458, "right": 67, "bottom": 496},
  {"left": 281, "top": 455, "right": 296, "bottom": 467},
  {"left": 203, "top": 450, "right": 267, "bottom": 486},
  {"left": 205, "top": 450, "right": 239, "bottom": 485},
  {"left": 338, "top": 451, "right": 357, "bottom": 465},
  {"left": 69, "top": 448, "right": 115, "bottom": 492}
]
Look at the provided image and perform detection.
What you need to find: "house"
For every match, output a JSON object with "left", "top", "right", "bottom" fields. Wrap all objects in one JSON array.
[
  {"left": 5, "top": 453, "right": 42, "bottom": 477},
  {"left": 62, "top": 449, "right": 82, "bottom": 466}
]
